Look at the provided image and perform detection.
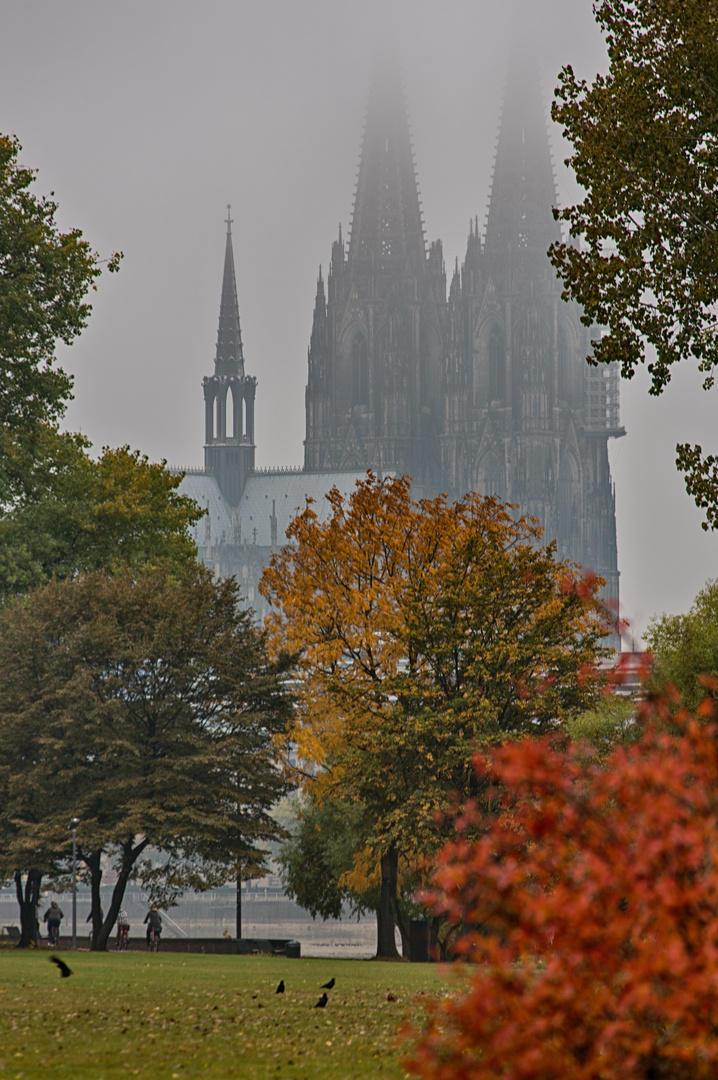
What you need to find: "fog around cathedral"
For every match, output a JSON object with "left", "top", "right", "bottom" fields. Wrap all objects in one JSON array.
[{"left": 0, "top": 0, "right": 715, "bottom": 641}]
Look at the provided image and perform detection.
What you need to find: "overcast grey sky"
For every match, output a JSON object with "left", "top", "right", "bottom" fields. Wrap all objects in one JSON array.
[{"left": 1, "top": 0, "right": 715, "bottom": 642}]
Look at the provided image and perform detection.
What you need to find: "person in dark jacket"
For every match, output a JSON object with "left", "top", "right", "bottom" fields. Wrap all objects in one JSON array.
[
  {"left": 143, "top": 906, "right": 162, "bottom": 947},
  {"left": 43, "top": 901, "right": 64, "bottom": 944}
]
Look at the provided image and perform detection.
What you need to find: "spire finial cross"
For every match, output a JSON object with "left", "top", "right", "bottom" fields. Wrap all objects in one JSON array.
[{"left": 225, "top": 204, "right": 233, "bottom": 236}]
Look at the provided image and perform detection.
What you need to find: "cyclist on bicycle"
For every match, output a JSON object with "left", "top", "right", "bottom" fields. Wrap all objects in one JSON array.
[
  {"left": 43, "top": 901, "right": 64, "bottom": 945},
  {"left": 144, "top": 905, "right": 162, "bottom": 948},
  {"left": 116, "top": 907, "right": 130, "bottom": 949}
]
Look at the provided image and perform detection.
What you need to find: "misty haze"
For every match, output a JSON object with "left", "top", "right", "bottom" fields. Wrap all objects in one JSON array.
[{"left": 1, "top": 0, "right": 715, "bottom": 637}]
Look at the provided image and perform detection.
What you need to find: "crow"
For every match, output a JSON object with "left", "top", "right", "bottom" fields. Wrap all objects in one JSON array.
[
  {"left": 320, "top": 977, "right": 335, "bottom": 989},
  {"left": 50, "top": 955, "right": 72, "bottom": 978},
  {"left": 276, "top": 979, "right": 285, "bottom": 994},
  {"left": 314, "top": 992, "right": 328, "bottom": 1008}
]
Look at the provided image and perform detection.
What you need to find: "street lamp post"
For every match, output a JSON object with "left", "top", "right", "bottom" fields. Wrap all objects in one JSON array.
[
  {"left": 236, "top": 871, "right": 242, "bottom": 942},
  {"left": 69, "top": 818, "right": 80, "bottom": 951}
]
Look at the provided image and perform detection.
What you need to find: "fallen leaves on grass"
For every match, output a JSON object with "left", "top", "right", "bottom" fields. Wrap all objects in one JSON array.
[{"left": 0, "top": 953, "right": 447, "bottom": 1079}]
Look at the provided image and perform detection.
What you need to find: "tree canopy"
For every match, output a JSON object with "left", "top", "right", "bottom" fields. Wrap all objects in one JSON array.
[
  {"left": 0, "top": 565, "right": 291, "bottom": 949},
  {"left": 277, "top": 795, "right": 371, "bottom": 922},
  {"left": 566, "top": 692, "right": 639, "bottom": 762},
  {"left": 0, "top": 443, "right": 202, "bottom": 596},
  {"left": 261, "top": 473, "right": 609, "bottom": 956},
  {"left": 277, "top": 790, "right": 426, "bottom": 956},
  {"left": 0, "top": 132, "right": 120, "bottom": 509},
  {"left": 0, "top": 132, "right": 199, "bottom": 598},
  {"left": 550, "top": 0, "right": 718, "bottom": 528},
  {"left": 645, "top": 578, "right": 718, "bottom": 711}
]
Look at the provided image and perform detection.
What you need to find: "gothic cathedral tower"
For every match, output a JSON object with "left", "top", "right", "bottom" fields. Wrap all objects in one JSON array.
[
  {"left": 304, "top": 61, "right": 446, "bottom": 484},
  {"left": 442, "top": 69, "right": 624, "bottom": 609},
  {"left": 181, "top": 64, "right": 622, "bottom": 637},
  {"left": 203, "top": 208, "right": 257, "bottom": 506}
]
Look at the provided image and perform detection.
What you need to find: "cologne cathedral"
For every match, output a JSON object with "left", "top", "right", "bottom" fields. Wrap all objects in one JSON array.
[{"left": 179, "top": 60, "right": 623, "bottom": 624}]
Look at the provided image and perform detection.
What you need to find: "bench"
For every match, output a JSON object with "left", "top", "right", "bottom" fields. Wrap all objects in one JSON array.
[{"left": 236, "top": 937, "right": 295, "bottom": 956}]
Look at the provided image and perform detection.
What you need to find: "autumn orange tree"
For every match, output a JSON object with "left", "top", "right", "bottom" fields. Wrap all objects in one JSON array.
[
  {"left": 260, "top": 473, "right": 608, "bottom": 958},
  {"left": 407, "top": 686, "right": 718, "bottom": 1080}
]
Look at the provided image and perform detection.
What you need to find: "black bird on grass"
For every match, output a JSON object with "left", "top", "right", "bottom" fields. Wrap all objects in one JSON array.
[
  {"left": 50, "top": 955, "right": 72, "bottom": 978},
  {"left": 320, "top": 977, "right": 335, "bottom": 990},
  {"left": 276, "top": 980, "right": 285, "bottom": 994},
  {"left": 314, "top": 992, "right": 328, "bottom": 1008}
]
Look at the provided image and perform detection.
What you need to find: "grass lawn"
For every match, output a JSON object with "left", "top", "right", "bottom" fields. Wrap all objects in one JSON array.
[{"left": 0, "top": 948, "right": 451, "bottom": 1080}]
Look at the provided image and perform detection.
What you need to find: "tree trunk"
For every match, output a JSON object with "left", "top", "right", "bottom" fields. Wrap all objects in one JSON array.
[
  {"left": 86, "top": 850, "right": 104, "bottom": 951},
  {"left": 14, "top": 869, "right": 42, "bottom": 948},
  {"left": 431, "top": 915, "right": 443, "bottom": 961},
  {"left": 393, "top": 893, "right": 411, "bottom": 958},
  {"left": 376, "top": 847, "right": 399, "bottom": 959},
  {"left": 93, "top": 837, "right": 150, "bottom": 952}
]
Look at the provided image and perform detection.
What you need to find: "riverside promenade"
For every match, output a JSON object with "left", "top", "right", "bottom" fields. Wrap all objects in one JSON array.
[{"left": 0, "top": 885, "right": 379, "bottom": 957}]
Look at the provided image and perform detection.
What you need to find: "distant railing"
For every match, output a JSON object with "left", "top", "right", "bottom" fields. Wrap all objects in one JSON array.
[
  {"left": 252, "top": 466, "right": 304, "bottom": 476},
  {"left": 168, "top": 465, "right": 206, "bottom": 475}
]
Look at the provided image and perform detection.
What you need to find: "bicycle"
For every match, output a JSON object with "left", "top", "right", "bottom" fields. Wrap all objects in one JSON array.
[
  {"left": 116, "top": 925, "right": 130, "bottom": 951},
  {"left": 47, "top": 923, "right": 60, "bottom": 947},
  {"left": 148, "top": 926, "right": 161, "bottom": 952}
]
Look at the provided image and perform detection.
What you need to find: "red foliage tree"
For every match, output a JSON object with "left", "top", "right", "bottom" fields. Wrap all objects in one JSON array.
[{"left": 407, "top": 684, "right": 718, "bottom": 1080}]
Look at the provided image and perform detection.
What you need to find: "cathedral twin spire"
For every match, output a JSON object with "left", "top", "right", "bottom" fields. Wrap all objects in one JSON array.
[
  {"left": 484, "top": 68, "right": 562, "bottom": 272},
  {"left": 303, "top": 55, "right": 444, "bottom": 480},
  {"left": 301, "top": 52, "right": 620, "bottom": 619},
  {"left": 347, "top": 59, "right": 426, "bottom": 275},
  {"left": 197, "top": 52, "right": 620, "bottom": 626},
  {"left": 346, "top": 56, "right": 560, "bottom": 278}
]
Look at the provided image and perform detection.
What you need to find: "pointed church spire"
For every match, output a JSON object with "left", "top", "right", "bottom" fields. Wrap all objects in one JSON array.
[
  {"left": 304, "top": 57, "right": 444, "bottom": 481},
  {"left": 203, "top": 208, "right": 256, "bottom": 507},
  {"left": 484, "top": 65, "right": 561, "bottom": 265},
  {"left": 215, "top": 205, "right": 245, "bottom": 377},
  {"left": 347, "top": 58, "right": 426, "bottom": 272}
]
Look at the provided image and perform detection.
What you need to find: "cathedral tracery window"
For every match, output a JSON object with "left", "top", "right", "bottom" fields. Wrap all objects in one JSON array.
[
  {"left": 480, "top": 454, "right": 502, "bottom": 498},
  {"left": 559, "top": 455, "right": 580, "bottom": 547},
  {"left": 557, "top": 324, "right": 573, "bottom": 403},
  {"left": 351, "top": 332, "right": 369, "bottom": 406},
  {"left": 488, "top": 325, "right": 506, "bottom": 403}
]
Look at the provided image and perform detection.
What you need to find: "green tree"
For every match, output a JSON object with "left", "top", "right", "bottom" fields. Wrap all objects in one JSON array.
[
  {"left": 278, "top": 792, "right": 424, "bottom": 956},
  {"left": 0, "top": 443, "right": 202, "bottom": 596},
  {"left": 0, "top": 565, "right": 291, "bottom": 949},
  {"left": 645, "top": 579, "right": 718, "bottom": 711},
  {"left": 278, "top": 794, "right": 370, "bottom": 922},
  {"left": 0, "top": 132, "right": 120, "bottom": 509},
  {"left": 549, "top": 0, "right": 718, "bottom": 528},
  {"left": 566, "top": 692, "right": 639, "bottom": 762},
  {"left": 261, "top": 474, "right": 608, "bottom": 957}
]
